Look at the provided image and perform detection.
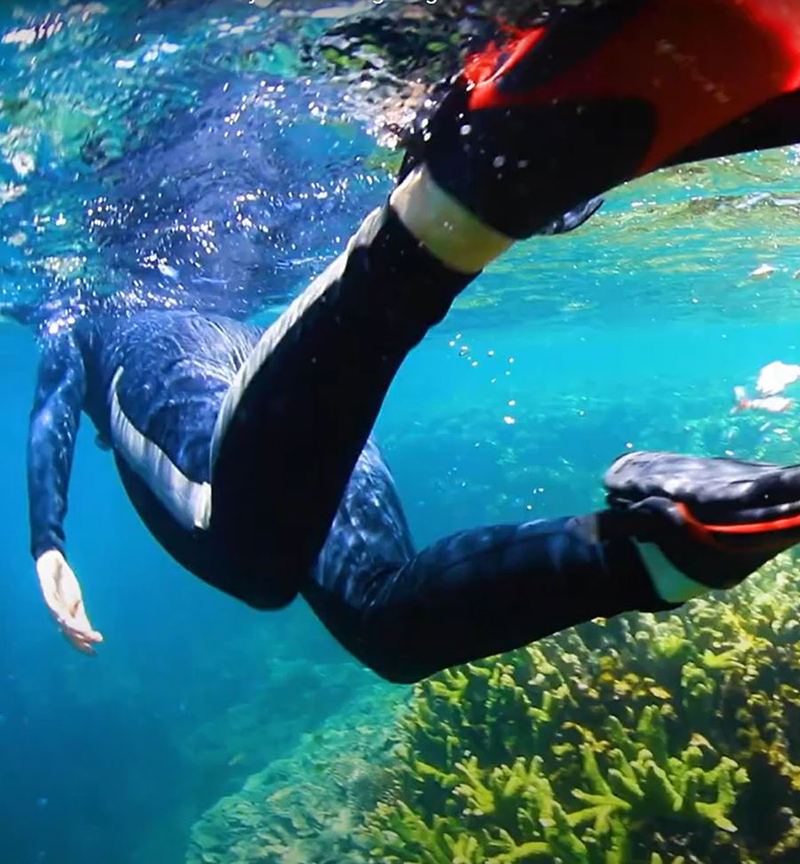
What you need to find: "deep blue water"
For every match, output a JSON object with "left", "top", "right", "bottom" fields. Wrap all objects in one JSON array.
[{"left": 3, "top": 4, "right": 800, "bottom": 863}]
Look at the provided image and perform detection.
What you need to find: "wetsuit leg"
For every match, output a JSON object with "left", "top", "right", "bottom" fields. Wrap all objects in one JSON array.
[
  {"left": 208, "top": 0, "right": 800, "bottom": 610},
  {"left": 209, "top": 206, "right": 472, "bottom": 608},
  {"left": 303, "top": 440, "right": 660, "bottom": 684}
]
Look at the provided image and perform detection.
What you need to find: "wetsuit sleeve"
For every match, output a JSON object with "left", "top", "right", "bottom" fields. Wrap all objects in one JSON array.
[{"left": 27, "top": 331, "right": 86, "bottom": 560}]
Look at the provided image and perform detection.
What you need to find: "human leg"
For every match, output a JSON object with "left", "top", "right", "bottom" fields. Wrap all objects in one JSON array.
[
  {"left": 207, "top": 190, "right": 600, "bottom": 610},
  {"left": 304, "top": 444, "right": 800, "bottom": 683},
  {"left": 208, "top": 207, "right": 474, "bottom": 608},
  {"left": 209, "top": 0, "right": 800, "bottom": 610},
  {"left": 304, "top": 443, "right": 656, "bottom": 683}
]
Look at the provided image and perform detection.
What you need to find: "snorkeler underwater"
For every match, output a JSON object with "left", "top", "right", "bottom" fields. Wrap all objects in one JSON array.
[{"left": 7, "top": 1, "right": 800, "bottom": 862}]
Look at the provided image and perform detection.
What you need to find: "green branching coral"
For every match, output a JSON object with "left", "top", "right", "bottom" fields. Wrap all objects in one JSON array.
[
  {"left": 367, "top": 555, "right": 800, "bottom": 864},
  {"left": 185, "top": 555, "right": 800, "bottom": 864}
]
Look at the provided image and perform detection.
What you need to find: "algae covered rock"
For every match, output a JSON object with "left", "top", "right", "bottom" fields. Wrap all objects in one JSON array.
[
  {"left": 367, "top": 555, "right": 800, "bottom": 864},
  {"left": 185, "top": 683, "right": 406, "bottom": 864},
  {"left": 180, "top": 657, "right": 376, "bottom": 792}
]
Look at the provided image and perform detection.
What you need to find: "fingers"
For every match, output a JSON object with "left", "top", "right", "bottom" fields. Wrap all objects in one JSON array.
[
  {"left": 57, "top": 619, "right": 103, "bottom": 655},
  {"left": 36, "top": 552, "right": 104, "bottom": 656},
  {"left": 44, "top": 590, "right": 104, "bottom": 655},
  {"left": 56, "top": 601, "right": 104, "bottom": 647},
  {"left": 61, "top": 626, "right": 98, "bottom": 656},
  {"left": 59, "top": 612, "right": 103, "bottom": 645},
  {"left": 52, "top": 605, "right": 104, "bottom": 654}
]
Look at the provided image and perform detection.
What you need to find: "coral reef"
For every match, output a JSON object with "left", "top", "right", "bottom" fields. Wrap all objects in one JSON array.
[
  {"left": 185, "top": 555, "right": 800, "bottom": 864},
  {"left": 367, "top": 554, "right": 800, "bottom": 864}
]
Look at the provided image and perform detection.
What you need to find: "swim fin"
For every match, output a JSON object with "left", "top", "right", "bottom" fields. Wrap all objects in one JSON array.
[
  {"left": 405, "top": 0, "right": 800, "bottom": 239},
  {"left": 602, "top": 450, "right": 800, "bottom": 590}
]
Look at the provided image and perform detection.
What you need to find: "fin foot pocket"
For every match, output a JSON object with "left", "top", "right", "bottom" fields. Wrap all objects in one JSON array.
[{"left": 604, "top": 450, "right": 800, "bottom": 550}]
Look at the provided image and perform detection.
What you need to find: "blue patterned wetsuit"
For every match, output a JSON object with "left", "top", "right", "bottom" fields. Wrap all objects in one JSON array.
[{"left": 28, "top": 203, "right": 659, "bottom": 683}]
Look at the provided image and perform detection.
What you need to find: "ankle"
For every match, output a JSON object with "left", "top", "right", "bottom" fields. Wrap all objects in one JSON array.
[
  {"left": 594, "top": 509, "right": 689, "bottom": 611},
  {"left": 632, "top": 539, "right": 708, "bottom": 605},
  {"left": 390, "top": 164, "right": 514, "bottom": 274}
]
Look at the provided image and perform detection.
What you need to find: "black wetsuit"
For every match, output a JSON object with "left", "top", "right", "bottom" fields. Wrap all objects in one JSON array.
[
  {"left": 27, "top": 1, "right": 800, "bottom": 681},
  {"left": 29, "top": 204, "right": 659, "bottom": 684}
]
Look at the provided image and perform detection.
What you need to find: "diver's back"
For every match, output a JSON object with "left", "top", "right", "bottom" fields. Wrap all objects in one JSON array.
[{"left": 83, "top": 309, "right": 262, "bottom": 482}]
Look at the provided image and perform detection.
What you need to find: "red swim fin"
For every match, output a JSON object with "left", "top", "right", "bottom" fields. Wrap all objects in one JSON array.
[
  {"left": 467, "top": 0, "right": 800, "bottom": 175},
  {"left": 407, "top": 0, "right": 800, "bottom": 239}
]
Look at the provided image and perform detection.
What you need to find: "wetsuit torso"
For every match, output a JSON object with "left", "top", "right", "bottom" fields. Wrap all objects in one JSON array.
[{"left": 30, "top": 310, "right": 266, "bottom": 560}]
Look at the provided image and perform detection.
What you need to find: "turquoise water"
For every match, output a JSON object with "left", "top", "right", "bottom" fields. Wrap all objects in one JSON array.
[{"left": 3, "top": 4, "right": 800, "bottom": 863}]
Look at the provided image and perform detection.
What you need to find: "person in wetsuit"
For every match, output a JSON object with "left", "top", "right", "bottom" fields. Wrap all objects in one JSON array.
[{"left": 29, "top": 0, "right": 800, "bottom": 680}]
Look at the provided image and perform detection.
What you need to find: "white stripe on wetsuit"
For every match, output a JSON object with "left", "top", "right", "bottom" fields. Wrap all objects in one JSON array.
[
  {"left": 209, "top": 204, "right": 387, "bottom": 467},
  {"left": 110, "top": 367, "right": 212, "bottom": 531}
]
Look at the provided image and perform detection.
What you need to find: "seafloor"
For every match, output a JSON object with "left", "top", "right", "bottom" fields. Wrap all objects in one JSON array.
[{"left": 186, "top": 551, "right": 800, "bottom": 864}]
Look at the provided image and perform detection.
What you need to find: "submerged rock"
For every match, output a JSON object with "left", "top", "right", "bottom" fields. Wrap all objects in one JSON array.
[{"left": 185, "top": 683, "right": 406, "bottom": 864}]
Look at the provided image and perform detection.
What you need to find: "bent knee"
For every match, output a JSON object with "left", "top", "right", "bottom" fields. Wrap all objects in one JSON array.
[
  {"left": 353, "top": 627, "right": 433, "bottom": 684},
  {"left": 210, "top": 565, "right": 300, "bottom": 611},
  {"left": 241, "top": 589, "right": 297, "bottom": 611}
]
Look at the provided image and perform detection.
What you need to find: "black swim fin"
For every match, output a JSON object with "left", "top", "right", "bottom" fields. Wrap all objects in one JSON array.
[{"left": 602, "top": 451, "right": 800, "bottom": 590}]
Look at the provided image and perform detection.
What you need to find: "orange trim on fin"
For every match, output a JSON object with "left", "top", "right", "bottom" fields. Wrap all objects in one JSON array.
[{"left": 677, "top": 501, "right": 800, "bottom": 536}]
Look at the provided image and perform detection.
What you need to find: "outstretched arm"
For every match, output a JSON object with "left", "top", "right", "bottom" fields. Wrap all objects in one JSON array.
[{"left": 28, "top": 329, "right": 103, "bottom": 654}]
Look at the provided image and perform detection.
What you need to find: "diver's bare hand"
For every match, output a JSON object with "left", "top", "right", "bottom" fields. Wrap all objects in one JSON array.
[{"left": 35, "top": 550, "right": 104, "bottom": 655}]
